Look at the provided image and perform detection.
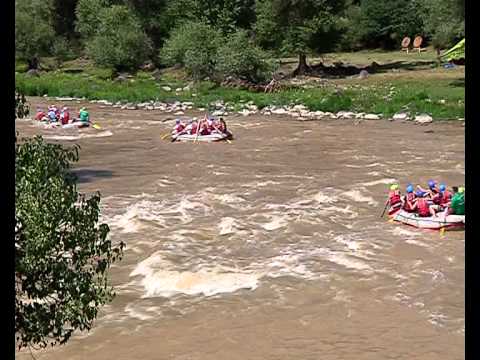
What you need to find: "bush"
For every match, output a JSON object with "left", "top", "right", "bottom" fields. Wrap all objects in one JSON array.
[
  {"left": 215, "top": 30, "right": 277, "bottom": 83},
  {"left": 86, "top": 5, "right": 152, "bottom": 71},
  {"left": 15, "top": 0, "right": 55, "bottom": 64},
  {"left": 75, "top": 0, "right": 110, "bottom": 39},
  {"left": 15, "top": 136, "right": 124, "bottom": 349},
  {"left": 160, "top": 21, "right": 222, "bottom": 79},
  {"left": 51, "top": 37, "right": 75, "bottom": 66},
  {"left": 15, "top": 89, "right": 30, "bottom": 119}
]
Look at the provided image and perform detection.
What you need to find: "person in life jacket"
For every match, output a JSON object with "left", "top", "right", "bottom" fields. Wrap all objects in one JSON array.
[
  {"left": 217, "top": 118, "right": 227, "bottom": 133},
  {"left": 173, "top": 119, "right": 185, "bottom": 134},
  {"left": 199, "top": 120, "right": 211, "bottom": 135},
  {"left": 448, "top": 186, "right": 465, "bottom": 215},
  {"left": 402, "top": 184, "right": 417, "bottom": 212},
  {"left": 206, "top": 117, "right": 216, "bottom": 132},
  {"left": 417, "top": 179, "right": 439, "bottom": 200},
  {"left": 35, "top": 108, "right": 47, "bottom": 121},
  {"left": 414, "top": 190, "right": 435, "bottom": 217},
  {"left": 78, "top": 107, "right": 90, "bottom": 124},
  {"left": 388, "top": 184, "right": 402, "bottom": 211},
  {"left": 60, "top": 107, "right": 70, "bottom": 125},
  {"left": 47, "top": 107, "right": 58, "bottom": 122},
  {"left": 437, "top": 183, "right": 452, "bottom": 207}
]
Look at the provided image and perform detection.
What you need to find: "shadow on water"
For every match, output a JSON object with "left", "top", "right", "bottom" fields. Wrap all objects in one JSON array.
[{"left": 71, "top": 168, "right": 113, "bottom": 183}]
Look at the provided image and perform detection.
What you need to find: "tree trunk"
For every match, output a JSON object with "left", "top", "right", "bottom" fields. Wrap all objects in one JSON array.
[
  {"left": 27, "top": 57, "right": 39, "bottom": 70},
  {"left": 293, "top": 53, "right": 311, "bottom": 76}
]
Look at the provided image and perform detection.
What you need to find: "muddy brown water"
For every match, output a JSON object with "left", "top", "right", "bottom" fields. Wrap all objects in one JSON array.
[{"left": 16, "top": 98, "right": 465, "bottom": 360}]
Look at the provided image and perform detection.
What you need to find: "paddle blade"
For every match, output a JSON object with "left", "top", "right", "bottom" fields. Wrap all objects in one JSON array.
[{"left": 92, "top": 123, "right": 101, "bottom": 130}]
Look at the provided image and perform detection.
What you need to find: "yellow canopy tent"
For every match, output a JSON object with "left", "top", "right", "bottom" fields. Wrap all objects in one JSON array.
[{"left": 440, "top": 38, "right": 465, "bottom": 62}]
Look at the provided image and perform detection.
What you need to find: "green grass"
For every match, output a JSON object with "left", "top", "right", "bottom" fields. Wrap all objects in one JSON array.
[{"left": 16, "top": 54, "right": 465, "bottom": 119}]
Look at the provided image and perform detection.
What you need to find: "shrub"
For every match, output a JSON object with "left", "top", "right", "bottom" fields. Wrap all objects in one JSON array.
[
  {"left": 86, "top": 5, "right": 152, "bottom": 71},
  {"left": 160, "top": 21, "right": 222, "bottom": 79},
  {"left": 15, "top": 0, "right": 55, "bottom": 66},
  {"left": 75, "top": 0, "right": 110, "bottom": 39},
  {"left": 15, "top": 136, "right": 124, "bottom": 349},
  {"left": 215, "top": 30, "right": 278, "bottom": 83}
]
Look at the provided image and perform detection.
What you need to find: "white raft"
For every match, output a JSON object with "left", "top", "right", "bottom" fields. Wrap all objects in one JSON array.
[
  {"left": 172, "top": 132, "right": 232, "bottom": 142},
  {"left": 392, "top": 209, "right": 465, "bottom": 230}
]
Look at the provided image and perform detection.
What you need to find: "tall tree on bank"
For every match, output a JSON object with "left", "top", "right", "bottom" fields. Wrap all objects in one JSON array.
[
  {"left": 15, "top": 136, "right": 125, "bottom": 349},
  {"left": 255, "top": 0, "right": 346, "bottom": 76},
  {"left": 165, "top": 0, "right": 256, "bottom": 35},
  {"left": 421, "top": 0, "right": 464, "bottom": 53},
  {"left": 15, "top": 0, "right": 56, "bottom": 69}
]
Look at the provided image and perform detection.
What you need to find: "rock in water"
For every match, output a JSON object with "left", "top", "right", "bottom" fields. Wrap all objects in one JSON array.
[
  {"left": 414, "top": 114, "right": 433, "bottom": 124},
  {"left": 364, "top": 114, "right": 381, "bottom": 120}
]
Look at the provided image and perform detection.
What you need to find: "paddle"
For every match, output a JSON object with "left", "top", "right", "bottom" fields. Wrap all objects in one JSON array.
[
  {"left": 380, "top": 198, "right": 390, "bottom": 218},
  {"left": 194, "top": 115, "right": 206, "bottom": 143}
]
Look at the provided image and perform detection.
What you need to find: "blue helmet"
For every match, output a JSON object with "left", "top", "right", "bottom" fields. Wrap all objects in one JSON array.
[
  {"left": 406, "top": 184, "right": 414, "bottom": 193},
  {"left": 439, "top": 183, "right": 446, "bottom": 192},
  {"left": 428, "top": 180, "right": 436, "bottom": 189},
  {"left": 416, "top": 190, "right": 425, "bottom": 197}
]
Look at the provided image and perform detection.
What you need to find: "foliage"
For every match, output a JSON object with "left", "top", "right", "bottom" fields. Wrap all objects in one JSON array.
[
  {"left": 336, "top": 3, "right": 364, "bottom": 51},
  {"left": 15, "top": 0, "right": 56, "bottom": 63},
  {"left": 15, "top": 64, "right": 465, "bottom": 119},
  {"left": 421, "top": 0, "right": 464, "bottom": 50},
  {"left": 51, "top": 37, "right": 75, "bottom": 66},
  {"left": 15, "top": 136, "right": 124, "bottom": 349},
  {"left": 254, "top": 0, "right": 346, "bottom": 70},
  {"left": 358, "top": 0, "right": 425, "bottom": 49},
  {"left": 15, "top": 89, "right": 30, "bottom": 119},
  {"left": 160, "top": 21, "right": 222, "bottom": 79},
  {"left": 215, "top": 30, "right": 278, "bottom": 82},
  {"left": 165, "top": 0, "right": 255, "bottom": 35},
  {"left": 75, "top": 0, "right": 111, "bottom": 39},
  {"left": 86, "top": 5, "right": 153, "bottom": 70}
]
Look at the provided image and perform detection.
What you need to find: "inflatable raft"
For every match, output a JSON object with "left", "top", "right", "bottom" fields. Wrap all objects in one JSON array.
[
  {"left": 172, "top": 131, "right": 233, "bottom": 142},
  {"left": 390, "top": 209, "right": 465, "bottom": 230}
]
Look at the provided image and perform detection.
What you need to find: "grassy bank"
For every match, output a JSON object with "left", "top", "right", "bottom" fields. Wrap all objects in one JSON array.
[{"left": 16, "top": 53, "right": 465, "bottom": 119}]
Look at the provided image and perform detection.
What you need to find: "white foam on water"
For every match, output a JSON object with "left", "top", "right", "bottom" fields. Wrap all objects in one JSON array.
[
  {"left": 359, "top": 178, "right": 398, "bottom": 187},
  {"left": 124, "top": 303, "right": 154, "bottom": 321},
  {"left": 256, "top": 180, "right": 281, "bottom": 187},
  {"left": 342, "top": 190, "right": 378, "bottom": 206},
  {"left": 390, "top": 227, "right": 421, "bottom": 238},
  {"left": 43, "top": 130, "right": 113, "bottom": 141},
  {"left": 405, "top": 239, "right": 430, "bottom": 248},
  {"left": 324, "top": 251, "right": 373, "bottom": 272},
  {"left": 313, "top": 191, "right": 338, "bottom": 204},
  {"left": 334, "top": 234, "right": 361, "bottom": 252},
  {"left": 212, "top": 193, "right": 246, "bottom": 204},
  {"left": 345, "top": 162, "right": 384, "bottom": 168},
  {"left": 261, "top": 214, "right": 289, "bottom": 231},
  {"left": 130, "top": 254, "right": 260, "bottom": 298},
  {"left": 218, "top": 217, "right": 237, "bottom": 235},
  {"left": 157, "top": 178, "right": 175, "bottom": 187}
]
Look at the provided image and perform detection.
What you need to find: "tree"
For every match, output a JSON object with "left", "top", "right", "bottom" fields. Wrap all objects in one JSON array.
[
  {"left": 358, "top": 0, "right": 425, "bottom": 49},
  {"left": 15, "top": 136, "right": 124, "bottom": 349},
  {"left": 255, "top": 0, "right": 346, "bottom": 76},
  {"left": 160, "top": 21, "right": 223, "bottom": 80},
  {"left": 165, "top": 0, "right": 256, "bottom": 35},
  {"left": 15, "top": 89, "right": 30, "bottom": 119},
  {"left": 216, "top": 30, "right": 277, "bottom": 82},
  {"left": 15, "top": 0, "right": 56, "bottom": 69},
  {"left": 421, "top": 0, "right": 464, "bottom": 52},
  {"left": 75, "top": 0, "right": 111, "bottom": 39},
  {"left": 86, "top": 5, "right": 153, "bottom": 70}
]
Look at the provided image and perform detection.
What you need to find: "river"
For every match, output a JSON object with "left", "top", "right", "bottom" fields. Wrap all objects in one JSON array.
[{"left": 16, "top": 98, "right": 465, "bottom": 360}]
